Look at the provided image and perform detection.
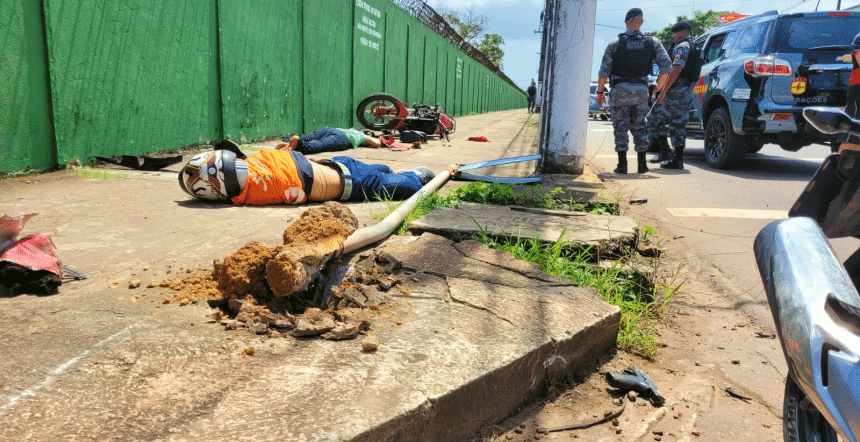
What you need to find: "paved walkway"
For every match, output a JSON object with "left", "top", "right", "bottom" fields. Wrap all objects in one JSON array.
[{"left": 0, "top": 109, "right": 632, "bottom": 441}]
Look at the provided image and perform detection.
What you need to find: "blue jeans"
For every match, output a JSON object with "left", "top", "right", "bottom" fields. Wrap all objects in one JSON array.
[
  {"left": 296, "top": 127, "right": 351, "bottom": 154},
  {"left": 332, "top": 156, "right": 423, "bottom": 201}
]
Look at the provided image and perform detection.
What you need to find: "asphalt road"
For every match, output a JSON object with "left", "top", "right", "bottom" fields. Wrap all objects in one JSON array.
[{"left": 585, "top": 118, "right": 860, "bottom": 326}]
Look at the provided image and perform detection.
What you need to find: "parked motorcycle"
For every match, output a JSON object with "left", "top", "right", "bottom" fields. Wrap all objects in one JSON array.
[
  {"left": 355, "top": 93, "right": 456, "bottom": 141},
  {"left": 754, "top": 107, "right": 860, "bottom": 442}
]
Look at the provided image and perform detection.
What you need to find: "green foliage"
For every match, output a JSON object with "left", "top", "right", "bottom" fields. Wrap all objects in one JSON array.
[
  {"left": 477, "top": 34, "right": 505, "bottom": 69},
  {"left": 396, "top": 193, "right": 461, "bottom": 235},
  {"left": 651, "top": 10, "right": 733, "bottom": 48},
  {"left": 451, "top": 181, "right": 619, "bottom": 215},
  {"left": 472, "top": 226, "right": 677, "bottom": 359},
  {"left": 64, "top": 168, "right": 122, "bottom": 180},
  {"left": 439, "top": 7, "right": 505, "bottom": 69},
  {"left": 639, "top": 224, "right": 658, "bottom": 242},
  {"left": 439, "top": 8, "right": 487, "bottom": 43}
]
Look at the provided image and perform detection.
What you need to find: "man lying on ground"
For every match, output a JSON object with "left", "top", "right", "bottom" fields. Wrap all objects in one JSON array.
[
  {"left": 178, "top": 140, "right": 451, "bottom": 205},
  {"left": 276, "top": 127, "right": 384, "bottom": 154}
]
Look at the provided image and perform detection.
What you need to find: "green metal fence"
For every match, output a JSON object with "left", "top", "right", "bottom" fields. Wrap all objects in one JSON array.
[{"left": 0, "top": 0, "right": 525, "bottom": 173}]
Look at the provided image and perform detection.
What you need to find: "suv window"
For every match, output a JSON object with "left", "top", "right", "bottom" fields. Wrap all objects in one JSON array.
[
  {"left": 704, "top": 33, "right": 729, "bottom": 64},
  {"left": 735, "top": 22, "right": 771, "bottom": 54},
  {"left": 774, "top": 16, "right": 860, "bottom": 52}
]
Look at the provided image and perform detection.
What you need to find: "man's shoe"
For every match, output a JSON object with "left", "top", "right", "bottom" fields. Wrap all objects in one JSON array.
[
  {"left": 660, "top": 159, "right": 684, "bottom": 169},
  {"left": 660, "top": 148, "right": 684, "bottom": 170},
  {"left": 614, "top": 151, "right": 628, "bottom": 174},
  {"left": 398, "top": 166, "right": 436, "bottom": 185},
  {"left": 650, "top": 152, "right": 672, "bottom": 163},
  {"left": 649, "top": 137, "right": 672, "bottom": 163},
  {"left": 637, "top": 152, "right": 649, "bottom": 173}
]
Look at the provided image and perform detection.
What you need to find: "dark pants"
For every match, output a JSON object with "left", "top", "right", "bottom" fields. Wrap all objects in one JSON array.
[
  {"left": 297, "top": 127, "right": 351, "bottom": 154},
  {"left": 333, "top": 156, "right": 423, "bottom": 201}
]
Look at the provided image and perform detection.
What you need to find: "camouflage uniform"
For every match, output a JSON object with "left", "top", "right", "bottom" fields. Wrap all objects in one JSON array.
[
  {"left": 655, "top": 37, "right": 695, "bottom": 151},
  {"left": 647, "top": 102, "right": 670, "bottom": 144},
  {"left": 598, "top": 30, "right": 671, "bottom": 153}
]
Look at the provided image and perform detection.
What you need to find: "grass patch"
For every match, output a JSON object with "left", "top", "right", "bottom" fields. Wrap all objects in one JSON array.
[
  {"left": 374, "top": 192, "right": 462, "bottom": 235},
  {"left": 63, "top": 168, "right": 123, "bottom": 180},
  {"left": 473, "top": 226, "right": 677, "bottom": 359},
  {"left": 395, "top": 193, "right": 461, "bottom": 234},
  {"left": 377, "top": 181, "right": 619, "bottom": 237},
  {"left": 451, "top": 181, "right": 618, "bottom": 215}
]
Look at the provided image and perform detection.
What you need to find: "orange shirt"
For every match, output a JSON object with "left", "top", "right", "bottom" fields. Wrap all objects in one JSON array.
[{"left": 232, "top": 149, "right": 307, "bottom": 205}]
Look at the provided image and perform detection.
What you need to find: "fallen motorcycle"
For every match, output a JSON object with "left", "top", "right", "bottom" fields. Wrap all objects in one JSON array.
[
  {"left": 754, "top": 107, "right": 860, "bottom": 442},
  {"left": 355, "top": 93, "right": 456, "bottom": 141}
]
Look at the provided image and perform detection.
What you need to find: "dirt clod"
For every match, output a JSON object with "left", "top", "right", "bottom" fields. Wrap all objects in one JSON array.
[
  {"left": 362, "top": 334, "right": 379, "bottom": 351},
  {"left": 215, "top": 241, "right": 278, "bottom": 299},
  {"left": 291, "top": 309, "right": 337, "bottom": 337},
  {"left": 128, "top": 280, "right": 141, "bottom": 289}
]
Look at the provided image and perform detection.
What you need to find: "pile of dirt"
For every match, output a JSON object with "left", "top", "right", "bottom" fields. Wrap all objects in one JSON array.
[
  {"left": 210, "top": 201, "right": 359, "bottom": 299},
  {"left": 155, "top": 202, "right": 410, "bottom": 343}
]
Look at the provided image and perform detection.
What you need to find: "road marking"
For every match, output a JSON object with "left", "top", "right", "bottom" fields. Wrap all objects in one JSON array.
[
  {"left": 667, "top": 208, "right": 787, "bottom": 219},
  {"left": 0, "top": 320, "right": 143, "bottom": 415}
]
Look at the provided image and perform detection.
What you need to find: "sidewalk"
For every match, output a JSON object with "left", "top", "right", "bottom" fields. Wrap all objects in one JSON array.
[{"left": 0, "top": 110, "right": 633, "bottom": 441}]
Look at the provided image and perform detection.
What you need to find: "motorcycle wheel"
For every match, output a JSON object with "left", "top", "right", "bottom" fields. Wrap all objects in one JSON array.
[
  {"left": 783, "top": 376, "right": 839, "bottom": 442},
  {"left": 356, "top": 93, "right": 403, "bottom": 131}
]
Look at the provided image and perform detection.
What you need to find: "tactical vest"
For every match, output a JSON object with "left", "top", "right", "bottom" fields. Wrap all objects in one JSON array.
[
  {"left": 673, "top": 37, "right": 701, "bottom": 84},
  {"left": 611, "top": 32, "right": 654, "bottom": 85}
]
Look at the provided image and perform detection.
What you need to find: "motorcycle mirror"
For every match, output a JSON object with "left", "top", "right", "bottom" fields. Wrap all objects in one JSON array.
[{"left": 803, "top": 107, "right": 860, "bottom": 136}]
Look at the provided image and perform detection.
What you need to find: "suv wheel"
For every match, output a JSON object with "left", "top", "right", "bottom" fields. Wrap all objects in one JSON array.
[
  {"left": 705, "top": 107, "right": 748, "bottom": 169},
  {"left": 747, "top": 142, "right": 764, "bottom": 154}
]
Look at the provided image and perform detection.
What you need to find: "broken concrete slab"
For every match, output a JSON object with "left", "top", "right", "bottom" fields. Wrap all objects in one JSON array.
[
  {"left": 506, "top": 173, "right": 612, "bottom": 205},
  {"left": 0, "top": 233, "right": 620, "bottom": 442},
  {"left": 382, "top": 233, "right": 576, "bottom": 288},
  {"left": 407, "top": 202, "right": 639, "bottom": 255}
]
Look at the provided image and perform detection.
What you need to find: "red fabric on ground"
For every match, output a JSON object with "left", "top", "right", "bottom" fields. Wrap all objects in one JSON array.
[{"left": 1, "top": 233, "right": 62, "bottom": 275}]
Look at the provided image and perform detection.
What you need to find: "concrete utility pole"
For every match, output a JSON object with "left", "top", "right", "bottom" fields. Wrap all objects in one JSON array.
[{"left": 537, "top": 0, "right": 597, "bottom": 175}]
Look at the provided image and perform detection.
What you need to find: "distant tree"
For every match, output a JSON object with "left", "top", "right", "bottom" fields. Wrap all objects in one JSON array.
[
  {"left": 439, "top": 7, "right": 487, "bottom": 43},
  {"left": 477, "top": 33, "right": 505, "bottom": 69},
  {"left": 652, "top": 10, "right": 734, "bottom": 48},
  {"left": 438, "top": 7, "right": 505, "bottom": 69}
]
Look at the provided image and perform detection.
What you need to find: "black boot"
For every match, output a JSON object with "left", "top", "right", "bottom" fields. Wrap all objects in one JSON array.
[
  {"left": 649, "top": 136, "right": 673, "bottom": 163},
  {"left": 614, "top": 151, "right": 627, "bottom": 174},
  {"left": 637, "top": 151, "right": 649, "bottom": 173},
  {"left": 660, "top": 146, "right": 684, "bottom": 169}
]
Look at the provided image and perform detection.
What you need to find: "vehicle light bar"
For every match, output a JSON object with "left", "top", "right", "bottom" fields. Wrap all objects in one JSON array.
[
  {"left": 719, "top": 14, "right": 749, "bottom": 23},
  {"left": 828, "top": 12, "right": 851, "bottom": 16},
  {"left": 745, "top": 56, "right": 793, "bottom": 77}
]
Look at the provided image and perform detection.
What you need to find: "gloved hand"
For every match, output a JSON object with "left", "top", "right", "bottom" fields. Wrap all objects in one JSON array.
[{"left": 605, "top": 366, "right": 665, "bottom": 406}]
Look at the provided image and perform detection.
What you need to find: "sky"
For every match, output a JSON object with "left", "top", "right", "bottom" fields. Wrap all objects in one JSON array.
[{"left": 424, "top": 0, "right": 859, "bottom": 91}]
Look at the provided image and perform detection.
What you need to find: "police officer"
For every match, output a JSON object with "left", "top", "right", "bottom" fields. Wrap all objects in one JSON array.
[
  {"left": 527, "top": 81, "right": 538, "bottom": 113},
  {"left": 655, "top": 21, "right": 697, "bottom": 169},
  {"left": 596, "top": 8, "right": 671, "bottom": 174},
  {"left": 647, "top": 83, "right": 672, "bottom": 164},
  {"left": 839, "top": 31, "right": 860, "bottom": 152}
]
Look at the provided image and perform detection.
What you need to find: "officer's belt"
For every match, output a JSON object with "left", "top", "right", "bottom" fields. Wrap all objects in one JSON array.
[
  {"left": 612, "top": 78, "right": 649, "bottom": 86},
  {"left": 670, "top": 79, "right": 691, "bottom": 88},
  {"left": 317, "top": 159, "right": 354, "bottom": 201}
]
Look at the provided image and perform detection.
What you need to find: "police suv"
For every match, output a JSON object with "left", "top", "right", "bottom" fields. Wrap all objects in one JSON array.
[{"left": 689, "top": 10, "right": 860, "bottom": 169}]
